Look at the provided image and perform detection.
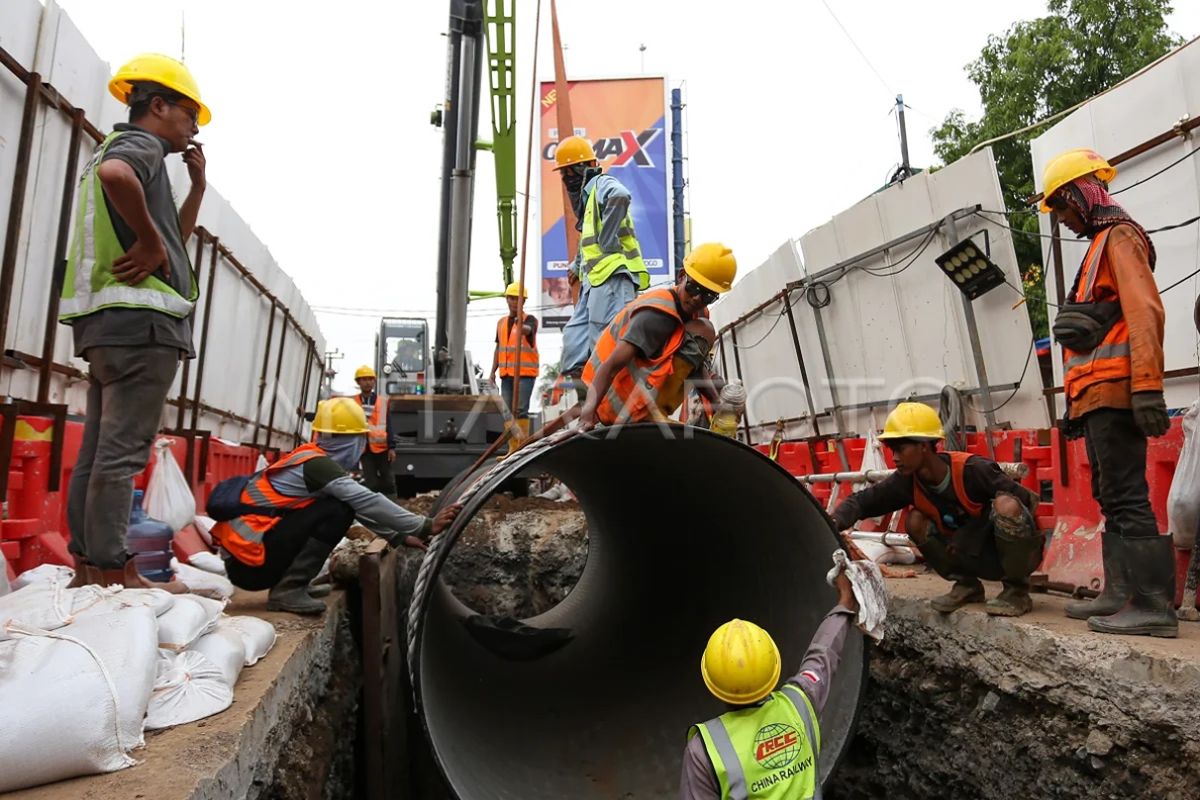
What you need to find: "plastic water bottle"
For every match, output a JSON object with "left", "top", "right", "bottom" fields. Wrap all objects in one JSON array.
[
  {"left": 127, "top": 489, "right": 174, "bottom": 582},
  {"left": 710, "top": 380, "right": 747, "bottom": 438}
]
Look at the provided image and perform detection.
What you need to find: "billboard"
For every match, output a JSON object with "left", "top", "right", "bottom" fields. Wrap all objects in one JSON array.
[{"left": 539, "top": 76, "right": 671, "bottom": 328}]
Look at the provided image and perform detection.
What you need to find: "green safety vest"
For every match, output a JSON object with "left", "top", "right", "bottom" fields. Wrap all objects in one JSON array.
[
  {"left": 691, "top": 685, "right": 822, "bottom": 800},
  {"left": 59, "top": 131, "right": 198, "bottom": 322},
  {"left": 579, "top": 180, "right": 649, "bottom": 289}
]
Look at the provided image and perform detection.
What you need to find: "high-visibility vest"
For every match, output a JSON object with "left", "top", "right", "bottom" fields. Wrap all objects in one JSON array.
[
  {"left": 690, "top": 685, "right": 822, "bottom": 800},
  {"left": 911, "top": 451, "right": 984, "bottom": 536},
  {"left": 496, "top": 316, "right": 539, "bottom": 378},
  {"left": 581, "top": 288, "right": 685, "bottom": 425},
  {"left": 579, "top": 178, "right": 649, "bottom": 289},
  {"left": 1062, "top": 228, "right": 1132, "bottom": 401},
  {"left": 354, "top": 392, "right": 389, "bottom": 453},
  {"left": 59, "top": 131, "right": 198, "bottom": 321},
  {"left": 211, "top": 443, "right": 326, "bottom": 566}
]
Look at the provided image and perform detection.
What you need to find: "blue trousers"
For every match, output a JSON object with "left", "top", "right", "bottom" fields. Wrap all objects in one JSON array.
[
  {"left": 559, "top": 272, "right": 637, "bottom": 375},
  {"left": 500, "top": 375, "right": 536, "bottom": 418}
]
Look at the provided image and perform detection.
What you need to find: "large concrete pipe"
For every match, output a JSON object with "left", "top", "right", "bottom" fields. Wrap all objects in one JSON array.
[{"left": 408, "top": 424, "right": 868, "bottom": 799}]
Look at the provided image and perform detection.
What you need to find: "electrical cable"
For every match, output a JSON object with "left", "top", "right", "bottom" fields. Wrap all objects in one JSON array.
[
  {"left": 964, "top": 336, "right": 1036, "bottom": 415},
  {"left": 1110, "top": 142, "right": 1200, "bottom": 196},
  {"left": 819, "top": 0, "right": 892, "bottom": 96},
  {"left": 860, "top": 222, "right": 943, "bottom": 277},
  {"left": 731, "top": 295, "right": 793, "bottom": 349}
]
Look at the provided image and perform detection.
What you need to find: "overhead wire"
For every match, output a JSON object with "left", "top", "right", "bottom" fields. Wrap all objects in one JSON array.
[
  {"left": 818, "top": 0, "right": 892, "bottom": 96},
  {"left": 964, "top": 336, "right": 1036, "bottom": 415}
]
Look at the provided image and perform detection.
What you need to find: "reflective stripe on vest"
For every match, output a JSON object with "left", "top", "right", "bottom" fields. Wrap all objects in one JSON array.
[
  {"left": 355, "top": 393, "right": 389, "bottom": 453},
  {"left": 911, "top": 452, "right": 984, "bottom": 536},
  {"left": 59, "top": 131, "right": 198, "bottom": 321},
  {"left": 693, "top": 686, "right": 822, "bottom": 799},
  {"left": 1062, "top": 229, "right": 1133, "bottom": 401},
  {"left": 581, "top": 288, "right": 685, "bottom": 425},
  {"left": 580, "top": 180, "right": 649, "bottom": 289},
  {"left": 496, "top": 316, "right": 540, "bottom": 378}
]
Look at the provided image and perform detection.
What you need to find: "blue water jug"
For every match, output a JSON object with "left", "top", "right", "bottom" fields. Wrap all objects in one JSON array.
[{"left": 128, "top": 489, "right": 174, "bottom": 582}]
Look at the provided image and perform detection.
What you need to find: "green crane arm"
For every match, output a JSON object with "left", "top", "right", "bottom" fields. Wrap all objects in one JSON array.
[{"left": 483, "top": 0, "right": 517, "bottom": 287}]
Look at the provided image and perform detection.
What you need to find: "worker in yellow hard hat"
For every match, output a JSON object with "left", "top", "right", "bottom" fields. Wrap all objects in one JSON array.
[
  {"left": 680, "top": 572, "right": 859, "bottom": 799},
  {"left": 489, "top": 282, "right": 540, "bottom": 428},
  {"left": 1038, "top": 147, "right": 1174, "bottom": 638},
  {"left": 580, "top": 243, "right": 735, "bottom": 429},
  {"left": 830, "top": 402, "right": 1043, "bottom": 616},
  {"left": 349, "top": 365, "right": 395, "bottom": 498},
  {"left": 554, "top": 135, "right": 650, "bottom": 396},
  {"left": 63, "top": 54, "right": 211, "bottom": 592},
  {"left": 209, "top": 398, "right": 462, "bottom": 614}
]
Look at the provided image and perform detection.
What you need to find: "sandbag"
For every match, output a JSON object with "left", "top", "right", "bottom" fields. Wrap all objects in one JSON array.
[
  {"left": 145, "top": 649, "right": 233, "bottom": 730},
  {"left": 156, "top": 594, "right": 226, "bottom": 651},
  {"left": 0, "top": 607, "right": 159, "bottom": 792},
  {"left": 0, "top": 581, "right": 105, "bottom": 640},
  {"left": 1168, "top": 400, "right": 1200, "bottom": 550},
  {"left": 193, "top": 514, "right": 216, "bottom": 547},
  {"left": 0, "top": 548, "right": 10, "bottom": 596},
  {"left": 189, "top": 550, "right": 228, "bottom": 575},
  {"left": 11, "top": 563, "right": 73, "bottom": 590},
  {"left": 190, "top": 627, "right": 246, "bottom": 687},
  {"left": 219, "top": 615, "right": 277, "bottom": 666},
  {"left": 171, "top": 558, "right": 235, "bottom": 601},
  {"left": 145, "top": 438, "right": 196, "bottom": 532}
]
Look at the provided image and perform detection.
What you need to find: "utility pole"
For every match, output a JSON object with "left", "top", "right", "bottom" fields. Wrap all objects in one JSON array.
[
  {"left": 896, "top": 94, "right": 911, "bottom": 177},
  {"left": 639, "top": 43, "right": 646, "bottom": 73}
]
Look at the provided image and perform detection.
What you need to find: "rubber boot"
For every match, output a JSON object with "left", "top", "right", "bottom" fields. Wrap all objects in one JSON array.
[
  {"left": 66, "top": 553, "right": 99, "bottom": 588},
  {"left": 986, "top": 521, "right": 1043, "bottom": 617},
  {"left": 308, "top": 581, "right": 333, "bottom": 598},
  {"left": 930, "top": 578, "right": 985, "bottom": 613},
  {"left": 1066, "top": 528, "right": 1131, "bottom": 620},
  {"left": 267, "top": 540, "right": 335, "bottom": 615},
  {"left": 1088, "top": 535, "right": 1179, "bottom": 638}
]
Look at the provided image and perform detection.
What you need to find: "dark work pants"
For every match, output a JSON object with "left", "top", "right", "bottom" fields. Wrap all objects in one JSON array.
[
  {"left": 1083, "top": 408, "right": 1159, "bottom": 538},
  {"left": 224, "top": 497, "right": 354, "bottom": 591},
  {"left": 359, "top": 448, "right": 394, "bottom": 496}
]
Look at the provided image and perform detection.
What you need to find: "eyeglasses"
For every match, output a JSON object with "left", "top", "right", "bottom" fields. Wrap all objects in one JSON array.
[
  {"left": 168, "top": 99, "right": 200, "bottom": 125},
  {"left": 683, "top": 278, "right": 719, "bottom": 305}
]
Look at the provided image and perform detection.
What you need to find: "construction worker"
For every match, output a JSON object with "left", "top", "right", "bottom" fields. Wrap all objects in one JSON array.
[
  {"left": 579, "top": 243, "right": 735, "bottom": 430},
  {"left": 351, "top": 366, "right": 395, "bottom": 498},
  {"left": 1039, "top": 148, "right": 1176, "bottom": 637},
  {"left": 830, "top": 403, "right": 1044, "bottom": 616},
  {"left": 554, "top": 136, "right": 650, "bottom": 385},
  {"left": 489, "top": 281, "right": 540, "bottom": 431},
  {"left": 60, "top": 54, "right": 209, "bottom": 592},
  {"left": 211, "top": 398, "right": 461, "bottom": 614},
  {"left": 680, "top": 572, "right": 859, "bottom": 799}
]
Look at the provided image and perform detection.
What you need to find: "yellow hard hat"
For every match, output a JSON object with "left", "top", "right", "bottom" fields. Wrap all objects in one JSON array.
[
  {"left": 312, "top": 397, "right": 369, "bottom": 434},
  {"left": 354, "top": 365, "right": 376, "bottom": 380},
  {"left": 878, "top": 402, "right": 944, "bottom": 441},
  {"left": 504, "top": 281, "right": 528, "bottom": 299},
  {"left": 684, "top": 243, "right": 737, "bottom": 294},
  {"left": 1039, "top": 148, "right": 1116, "bottom": 212},
  {"left": 553, "top": 136, "right": 596, "bottom": 171},
  {"left": 701, "top": 619, "right": 781, "bottom": 705},
  {"left": 109, "top": 53, "right": 211, "bottom": 126}
]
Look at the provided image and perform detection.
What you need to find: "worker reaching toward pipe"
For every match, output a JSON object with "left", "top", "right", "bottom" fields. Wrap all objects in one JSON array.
[
  {"left": 830, "top": 402, "right": 1043, "bottom": 617},
  {"left": 207, "top": 398, "right": 461, "bottom": 614},
  {"left": 680, "top": 571, "right": 860, "bottom": 800},
  {"left": 579, "top": 243, "right": 735, "bottom": 430}
]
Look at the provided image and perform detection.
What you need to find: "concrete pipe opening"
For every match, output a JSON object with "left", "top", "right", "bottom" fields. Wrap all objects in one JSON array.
[{"left": 408, "top": 425, "right": 868, "bottom": 799}]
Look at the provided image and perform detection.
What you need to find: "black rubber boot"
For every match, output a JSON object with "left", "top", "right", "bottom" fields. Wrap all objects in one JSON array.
[
  {"left": 986, "top": 580, "right": 1033, "bottom": 616},
  {"left": 1066, "top": 528, "right": 1131, "bottom": 620},
  {"left": 1088, "top": 535, "right": 1178, "bottom": 638},
  {"left": 930, "top": 578, "right": 985, "bottom": 613},
  {"left": 987, "top": 519, "right": 1043, "bottom": 617},
  {"left": 267, "top": 540, "right": 335, "bottom": 615}
]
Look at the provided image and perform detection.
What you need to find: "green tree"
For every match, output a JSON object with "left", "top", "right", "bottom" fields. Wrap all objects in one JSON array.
[{"left": 932, "top": 0, "right": 1182, "bottom": 338}]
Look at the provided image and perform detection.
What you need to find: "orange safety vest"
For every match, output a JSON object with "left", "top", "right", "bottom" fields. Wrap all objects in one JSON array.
[
  {"left": 497, "top": 316, "right": 539, "bottom": 378},
  {"left": 1062, "top": 228, "right": 1131, "bottom": 402},
  {"left": 354, "top": 392, "right": 389, "bottom": 453},
  {"left": 911, "top": 451, "right": 984, "bottom": 537},
  {"left": 211, "top": 443, "right": 326, "bottom": 566},
  {"left": 581, "top": 287, "right": 685, "bottom": 425}
]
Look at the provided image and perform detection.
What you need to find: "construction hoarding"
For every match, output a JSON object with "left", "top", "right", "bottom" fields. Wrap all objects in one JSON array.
[{"left": 538, "top": 76, "right": 671, "bottom": 328}]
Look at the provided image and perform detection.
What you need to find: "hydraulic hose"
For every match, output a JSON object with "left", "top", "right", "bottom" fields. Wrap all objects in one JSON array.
[{"left": 407, "top": 424, "right": 868, "bottom": 799}]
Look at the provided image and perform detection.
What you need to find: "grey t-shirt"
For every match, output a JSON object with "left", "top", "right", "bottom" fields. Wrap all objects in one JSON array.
[
  {"left": 69, "top": 123, "right": 195, "bottom": 359},
  {"left": 621, "top": 303, "right": 684, "bottom": 360}
]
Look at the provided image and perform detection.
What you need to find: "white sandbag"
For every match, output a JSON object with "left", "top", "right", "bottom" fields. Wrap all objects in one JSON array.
[
  {"left": 145, "top": 649, "right": 234, "bottom": 730},
  {"left": 188, "top": 549, "right": 228, "bottom": 575},
  {"left": 145, "top": 438, "right": 197, "bottom": 533},
  {"left": 854, "top": 539, "right": 919, "bottom": 565},
  {"left": 171, "top": 558, "right": 234, "bottom": 600},
  {"left": 0, "top": 607, "right": 159, "bottom": 792},
  {"left": 193, "top": 514, "right": 216, "bottom": 547},
  {"left": 0, "top": 548, "right": 10, "bottom": 596},
  {"left": 190, "top": 627, "right": 246, "bottom": 687},
  {"left": 11, "top": 563, "right": 73, "bottom": 590},
  {"left": 219, "top": 615, "right": 278, "bottom": 666},
  {"left": 1168, "top": 400, "right": 1200, "bottom": 549},
  {"left": 0, "top": 581, "right": 99, "bottom": 639},
  {"left": 156, "top": 594, "right": 226, "bottom": 651}
]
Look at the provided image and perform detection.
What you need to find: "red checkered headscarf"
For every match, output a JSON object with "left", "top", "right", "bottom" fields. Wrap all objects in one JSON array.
[{"left": 1060, "top": 176, "right": 1156, "bottom": 271}]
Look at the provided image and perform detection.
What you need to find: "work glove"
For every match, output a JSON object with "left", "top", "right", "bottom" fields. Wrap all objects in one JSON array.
[{"left": 1131, "top": 391, "right": 1170, "bottom": 438}]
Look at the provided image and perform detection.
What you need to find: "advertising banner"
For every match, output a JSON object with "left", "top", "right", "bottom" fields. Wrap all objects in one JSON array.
[{"left": 539, "top": 76, "right": 670, "bottom": 328}]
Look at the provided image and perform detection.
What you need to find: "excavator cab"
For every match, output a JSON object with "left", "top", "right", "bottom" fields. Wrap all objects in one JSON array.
[{"left": 377, "top": 317, "right": 429, "bottom": 397}]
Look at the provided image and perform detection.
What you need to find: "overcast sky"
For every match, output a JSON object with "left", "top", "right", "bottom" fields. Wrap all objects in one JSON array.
[{"left": 52, "top": 0, "right": 1200, "bottom": 395}]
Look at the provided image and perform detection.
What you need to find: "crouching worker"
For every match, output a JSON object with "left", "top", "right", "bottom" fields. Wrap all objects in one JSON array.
[
  {"left": 680, "top": 572, "right": 859, "bottom": 800},
  {"left": 831, "top": 402, "right": 1043, "bottom": 617},
  {"left": 209, "top": 397, "right": 461, "bottom": 614}
]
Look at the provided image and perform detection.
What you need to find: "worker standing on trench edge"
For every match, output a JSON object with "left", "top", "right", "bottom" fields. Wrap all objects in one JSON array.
[
  {"left": 489, "top": 281, "right": 539, "bottom": 449},
  {"left": 679, "top": 571, "right": 860, "bottom": 800},
  {"left": 831, "top": 403, "right": 1044, "bottom": 617},
  {"left": 1039, "top": 148, "right": 1176, "bottom": 638},
  {"left": 60, "top": 54, "right": 210, "bottom": 592},
  {"left": 207, "top": 398, "right": 462, "bottom": 614},
  {"left": 350, "top": 365, "right": 396, "bottom": 499},
  {"left": 555, "top": 136, "right": 650, "bottom": 397},
  {"left": 578, "top": 243, "right": 734, "bottom": 430}
]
